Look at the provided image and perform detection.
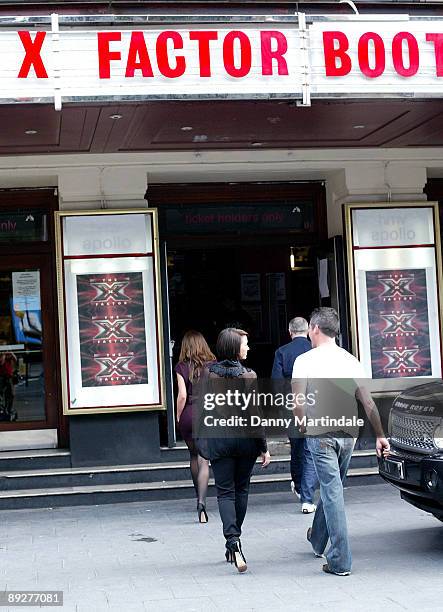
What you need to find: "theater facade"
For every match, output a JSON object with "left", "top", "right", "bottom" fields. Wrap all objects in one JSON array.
[{"left": 0, "top": 1, "right": 442, "bottom": 465}]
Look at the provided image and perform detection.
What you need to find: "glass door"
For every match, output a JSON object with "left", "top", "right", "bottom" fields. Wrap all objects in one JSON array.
[{"left": 0, "top": 254, "right": 58, "bottom": 430}]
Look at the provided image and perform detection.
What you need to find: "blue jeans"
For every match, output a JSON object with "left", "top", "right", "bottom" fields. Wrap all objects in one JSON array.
[
  {"left": 306, "top": 435, "right": 355, "bottom": 574},
  {"left": 289, "top": 437, "right": 318, "bottom": 504}
]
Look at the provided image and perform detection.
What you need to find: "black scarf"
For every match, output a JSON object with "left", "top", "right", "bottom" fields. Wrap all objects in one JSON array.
[{"left": 209, "top": 359, "right": 245, "bottom": 378}]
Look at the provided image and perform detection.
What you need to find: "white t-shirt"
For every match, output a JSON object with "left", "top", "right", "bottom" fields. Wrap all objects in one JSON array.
[
  {"left": 292, "top": 342, "right": 366, "bottom": 380},
  {"left": 292, "top": 342, "right": 367, "bottom": 436}
]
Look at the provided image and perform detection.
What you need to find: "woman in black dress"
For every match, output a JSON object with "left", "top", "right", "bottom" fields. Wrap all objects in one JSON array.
[
  {"left": 207, "top": 328, "right": 270, "bottom": 572},
  {"left": 175, "top": 330, "right": 215, "bottom": 523}
]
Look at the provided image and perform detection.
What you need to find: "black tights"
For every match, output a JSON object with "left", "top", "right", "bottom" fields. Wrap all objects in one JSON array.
[{"left": 186, "top": 440, "right": 209, "bottom": 505}]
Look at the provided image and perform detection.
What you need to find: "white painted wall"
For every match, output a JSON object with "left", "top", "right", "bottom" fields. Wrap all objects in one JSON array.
[{"left": 0, "top": 147, "right": 438, "bottom": 237}]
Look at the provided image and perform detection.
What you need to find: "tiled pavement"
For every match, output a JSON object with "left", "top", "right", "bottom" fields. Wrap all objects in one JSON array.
[{"left": 0, "top": 482, "right": 441, "bottom": 611}]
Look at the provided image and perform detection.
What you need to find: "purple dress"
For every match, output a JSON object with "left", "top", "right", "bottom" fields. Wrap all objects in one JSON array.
[
  {"left": 175, "top": 360, "right": 215, "bottom": 445},
  {"left": 174, "top": 361, "right": 194, "bottom": 444}
]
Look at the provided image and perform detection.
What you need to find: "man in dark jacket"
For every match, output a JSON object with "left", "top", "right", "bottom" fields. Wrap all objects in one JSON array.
[
  {"left": 272, "top": 317, "right": 311, "bottom": 379},
  {"left": 271, "top": 317, "right": 318, "bottom": 513}
]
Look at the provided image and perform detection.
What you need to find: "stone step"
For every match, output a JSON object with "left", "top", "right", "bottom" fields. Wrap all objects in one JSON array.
[
  {"left": 0, "top": 450, "right": 378, "bottom": 491},
  {"left": 160, "top": 441, "right": 376, "bottom": 462},
  {"left": 0, "top": 467, "right": 381, "bottom": 510},
  {"left": 0, "top": 448, "right": 71, "bottom": 471}
]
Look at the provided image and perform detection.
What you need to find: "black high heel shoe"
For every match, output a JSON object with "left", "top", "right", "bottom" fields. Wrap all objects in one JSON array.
[
  {"left": 197, "top": 503, "right": 208, "bottom": 523},
  {"left": 225, "top": 540, "right": 247, "bottom": 573}
]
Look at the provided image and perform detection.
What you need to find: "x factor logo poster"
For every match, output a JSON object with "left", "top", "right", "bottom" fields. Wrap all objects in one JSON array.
[
  {"left": 366, "top": 269, "right": 432, "bottom": 378},
  {"left": 76, "top": 272, "right": 149, "bottom": 387}
]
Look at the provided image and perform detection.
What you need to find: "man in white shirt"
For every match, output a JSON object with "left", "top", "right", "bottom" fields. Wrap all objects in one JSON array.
[{"left": 292, "top": 307, "right": 390, "bottom": 576}]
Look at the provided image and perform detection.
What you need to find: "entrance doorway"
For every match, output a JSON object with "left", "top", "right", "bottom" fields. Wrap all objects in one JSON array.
[
  {"left": 0, "top": 190, "right": 62, "bottom": 451},
  {"left": 150, "top": 181, "right": 337, "bottom": 444}
]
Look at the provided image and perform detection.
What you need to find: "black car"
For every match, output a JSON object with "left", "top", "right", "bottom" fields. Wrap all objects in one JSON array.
[{"left": 378, "top": 382, "right": 443, "bottom": 521}]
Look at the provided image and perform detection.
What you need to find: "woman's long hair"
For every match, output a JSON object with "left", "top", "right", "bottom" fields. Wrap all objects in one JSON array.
[{"left": 178, "top": 330, "right": 215, "bottom": 382}]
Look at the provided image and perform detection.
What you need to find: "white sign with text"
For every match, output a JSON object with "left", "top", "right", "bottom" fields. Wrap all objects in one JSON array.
[{"left": 4, "top": 18, "right": 443, "bottom": 103}]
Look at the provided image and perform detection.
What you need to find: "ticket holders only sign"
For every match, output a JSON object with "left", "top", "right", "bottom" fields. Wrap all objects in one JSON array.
[{"left": 5, "top": 18, "right": 443, "bottom": 104}]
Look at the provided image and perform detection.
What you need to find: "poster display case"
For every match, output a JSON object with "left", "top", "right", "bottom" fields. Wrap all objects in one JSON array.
[
  {"left": 55, "top": 210, "right": 165, "bottom": 414},
  {"left": 345, "top": 202, "right": 443, "bottom": 392}
]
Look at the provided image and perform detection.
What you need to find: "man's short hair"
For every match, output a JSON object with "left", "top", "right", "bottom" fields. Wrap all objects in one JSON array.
[
  {"left": 309, "top": 307, "right": 339, "bottom": 338},
  {"left": 289, "top": 317, "right": 309, "bottom": 335}
]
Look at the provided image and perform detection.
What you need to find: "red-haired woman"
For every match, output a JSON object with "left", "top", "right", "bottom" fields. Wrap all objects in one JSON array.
[{"left": 175, "top": 330, "right": 215, "bottom": 523}]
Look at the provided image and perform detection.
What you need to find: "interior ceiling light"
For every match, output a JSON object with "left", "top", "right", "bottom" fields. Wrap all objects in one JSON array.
[
  {"left": 251, "top": 142, "right": 263, "bottom": 146},
  {"left": 24, "top": 129, "right": 37, "bottom": 135},
  {"left": 180, "top": 126, "right": 193, "bottom": 131},
  {"left": 109, "top": 114, "right": 123, "bottom": 120},
  {"left": 353, "top": 125, "right": 366, "bottom": 129}
]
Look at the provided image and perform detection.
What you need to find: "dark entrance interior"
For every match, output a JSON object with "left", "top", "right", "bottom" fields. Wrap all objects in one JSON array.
[
  {"left": 153, "top": 181, "right": 328, "bottom": 373},
  {"left": 150, "top": 181, "right": 337, "bottom": 444},
  {"left": 166, "top": 243, "right": 319, "bottom": 377}
]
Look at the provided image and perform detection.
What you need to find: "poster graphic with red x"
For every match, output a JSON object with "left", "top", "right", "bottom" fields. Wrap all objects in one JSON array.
[
  {"left": 76, "top": 272, "right": 148, "bottom": 387},
  {"left": 366, "top": 269, "right": 432, "bottom": 378}
]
